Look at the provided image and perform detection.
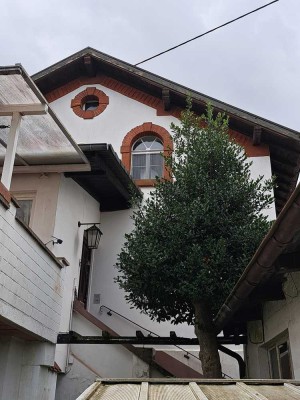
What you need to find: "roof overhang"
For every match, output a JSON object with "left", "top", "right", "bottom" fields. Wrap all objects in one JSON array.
[
  {"left": 65, "top": 143, "right": 141, "bottom": 211},
  {"left": 215, "top": 182, "right": 300, "bottom": 333},
  {"left": 0, "top": 65, "right": 89, "bottom": 179},
  {"left": 32, "top": 47, "right": 300, "bottom": 214}
]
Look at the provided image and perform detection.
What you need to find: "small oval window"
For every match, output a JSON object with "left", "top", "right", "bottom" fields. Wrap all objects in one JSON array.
[{"left": 81, "top": 95, "right": 99, "bottom": 111}]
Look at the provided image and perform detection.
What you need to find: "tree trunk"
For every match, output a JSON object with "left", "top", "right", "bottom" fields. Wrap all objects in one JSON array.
[{"left": 193, "top": 301, "right": 222, "bottom": 378}]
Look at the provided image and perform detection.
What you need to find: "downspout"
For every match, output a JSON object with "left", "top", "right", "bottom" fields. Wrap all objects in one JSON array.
[{"left": 218, "top": 344, "right": 246, "bottom": 378}]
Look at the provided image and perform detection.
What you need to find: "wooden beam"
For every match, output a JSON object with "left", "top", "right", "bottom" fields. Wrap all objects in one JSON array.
[
  {"left": 138, "top": 382, "right": 149, "bottom": 400},
  {"left": 0, "top": 103, "right": 48, "bottom": 116},
  {"left": 277, "top": 251, "right": 300, "bottom": 272},
  {"left": 189, "top": 382, "right": 208, "bottom": 400},
  {"left": 1, "top": 112, "right": 22, "bottom": 189},
  {"left": 253, "top": 126, "right": 262, "bottom": 146},
  {"left": 84, "top": 55, "right": 96, "bottom": 77},
  {"left": 270, "top": 144, "right": 300, "bottom": 166},
  {"left": 0, "top": 138, "right": 29, "bottom": 166},
  {"left": 162, "top": 88, "right": 171, "bottom": 111},
  {"left": 271, "top": 160, "right": 299, "bottom": 177},
  {"left": 0, "top": 163, "right": 91, "bottom": 174},
  {"left": 274, "top": 189, "right": 289, "bottom": 202},
  {"left": 236, "top": 382, "right": 269, "bottom": 400}
]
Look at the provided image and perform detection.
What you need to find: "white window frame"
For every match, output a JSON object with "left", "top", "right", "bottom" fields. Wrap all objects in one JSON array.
[
  {"left": 131, "top": 136, "right": 163, "bottom": 180},
  {"left": 267, "top": 335, "right": 294, "bottom": 379},
  {"left": 13, "top": 191, "right": 36, "bottom": 227}
]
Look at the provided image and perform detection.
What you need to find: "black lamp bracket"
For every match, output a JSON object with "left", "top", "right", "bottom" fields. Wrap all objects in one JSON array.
[{"left": 78, "top": 221, "right": 101, "bottom": 227}]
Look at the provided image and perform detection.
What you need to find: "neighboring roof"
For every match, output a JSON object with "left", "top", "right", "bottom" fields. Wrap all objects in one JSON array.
[
  {"left": 32, "top": 47, "right": 300, "bottom": 214},
  {"left": 66, "top": 143, "right": 141, "bottom": 211},
  {"left": 215, "top": 181, "right": 300, "bottom": 333},
  {"left": 0, "top": 65, "right": 89, "bottom": 170},
  {"left": 78, "top": 378, "right": 300, "bottom": 400}
]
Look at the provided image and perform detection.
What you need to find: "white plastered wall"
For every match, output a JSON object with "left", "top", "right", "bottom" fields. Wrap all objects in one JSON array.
[
  {"left": 50, "top": 84, "right": 275, "bottom": 378},
  {"left": 49, "top": 84, "right": 178, "bottom": 154},
  {"left": 52, "top": 175, "right": 100, "bottom": 372},
  {"left": 10, "top": 173, "right": 101, "bottom": 373},
  {"left": 246, "top": 272, "right": 300, "bottom": 379},
  {"left": 10, "top": 173, "right": 61, "bottom": 244},
  {"left": 55, "top": 312, "right": 150, "bottom": 400}
]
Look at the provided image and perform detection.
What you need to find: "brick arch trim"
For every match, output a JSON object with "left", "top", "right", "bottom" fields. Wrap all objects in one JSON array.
[
  {"left": 121, "top": 123, "right": 173, "bottom": 187},
  {"left": 71, "top": 87, "right": 109, "bottom": 119}
]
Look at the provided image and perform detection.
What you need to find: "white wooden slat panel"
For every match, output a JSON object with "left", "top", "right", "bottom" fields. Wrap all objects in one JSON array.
[
  {"left": 284, "top": 384, "right": 300, "bottom": 397},
  {"left": 138, "top": 382, "right": 149, "bottom": 400},
  {"left": 237, "top": 382, "right": 270, "bottom": 400},
  {"left": 189, "top": 382, "right": 209, "bottom": 400}
]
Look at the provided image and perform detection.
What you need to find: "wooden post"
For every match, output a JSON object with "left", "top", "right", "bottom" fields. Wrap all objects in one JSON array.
[{"left": 1, "top": 112, "right": 22, "bottom": 189}]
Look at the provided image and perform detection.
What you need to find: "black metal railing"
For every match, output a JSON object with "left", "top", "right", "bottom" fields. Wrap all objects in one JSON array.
[{"left": 99, "top": 304, "right": 235, "bottom": 378}]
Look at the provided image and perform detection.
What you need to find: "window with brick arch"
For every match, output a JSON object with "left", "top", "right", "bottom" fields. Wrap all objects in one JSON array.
[{"left": 121, "top": 123, "right": 173, "bottom": 187}]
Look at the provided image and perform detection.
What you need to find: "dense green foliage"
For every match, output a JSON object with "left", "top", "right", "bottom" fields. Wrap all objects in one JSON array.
[{"left": 116, "top": 104, "right": 273, "bottom": 325}]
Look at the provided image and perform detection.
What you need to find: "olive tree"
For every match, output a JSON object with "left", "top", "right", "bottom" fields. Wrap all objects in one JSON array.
[{"left": 116, "top": 104, "right": 273, "bottom": 377}]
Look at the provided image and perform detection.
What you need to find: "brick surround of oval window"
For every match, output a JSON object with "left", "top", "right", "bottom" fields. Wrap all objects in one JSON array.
[{"left": 71, "top": 87, "right": 109, "bottom": 119}]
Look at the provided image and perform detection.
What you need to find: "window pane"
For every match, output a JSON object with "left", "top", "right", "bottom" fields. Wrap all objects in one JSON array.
[
  {"left": 141, "top": 136, "right": 156, "bottom": 149},
  {"left": 132, "top": 154, "right": 146, "bottom": 167},
  {"left": 150, "top": 166, "right": 162, "bottom": 179},
  {"left": 84, "top": 101, "right": 99, "bottom": 111},
  {"left": 280, "top": 353, "right": 292, "bottom": 378},
  {"left": 150, "top": 153, "right": 163, "bottom": 178},
  {"left": 150, "top": 139, "right": 163, "bottom": 150},
  {"left": 150, "top": 153, "right": 163, "bottom": 166},
  {"left": 132, "top": 167, "right": 147, "bottom": 179},
  {"left": 269, "top": 347, "right": 280, "bottom": 378},
  {"left": 133, "top": 139, "right": 146, "bottom": 151},
  {"left": 16, "top": 199, "right": 32, "bottom": 226},
  {"left": 279, "top": 342, "right": 292, "bottom": 379}
]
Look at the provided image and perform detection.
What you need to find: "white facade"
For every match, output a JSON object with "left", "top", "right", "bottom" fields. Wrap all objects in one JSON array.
[
  {"left": 50, "top": 84, "right": 178, "bottom": 151},
  {"left": 11, "top": 172, "right": 101, "bottom": 373},
  {"left": 48, "top": 81, "right": 276, "bottom": 396},
  {"left": 0, "top": 199, "right": 63, "bottom": 343},
  {"left": 0, "top": 193, "right": 62, "bottom": 399},
  {"left": 246, "top": 272, "right": 300, "bottom": 380}
]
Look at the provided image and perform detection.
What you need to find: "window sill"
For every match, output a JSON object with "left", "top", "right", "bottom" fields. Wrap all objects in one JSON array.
[
  {"left": 134, "top": 179, "right": 156, "bottom": 187},
  {"left": 134, "top": 176, "right": 173, "bottom": 187}
]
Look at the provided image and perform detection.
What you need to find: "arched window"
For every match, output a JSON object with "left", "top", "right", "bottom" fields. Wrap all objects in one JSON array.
[
  {"left": 121, "top": 123, "right": 173, "bottom": 186},
  {"left": 131, "top": 136, "right": 163, "bottom": 179}
]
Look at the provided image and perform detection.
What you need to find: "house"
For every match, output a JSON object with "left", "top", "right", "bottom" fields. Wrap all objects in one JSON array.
[
  {"left": 215, "top": 180, "right": 300, "bottom": 380},
  {"left": 29, "top": 47, "right": 300, "bottom": 397},
  {"left": 1, "top": 47, "right": 299, "bottom": 399}
]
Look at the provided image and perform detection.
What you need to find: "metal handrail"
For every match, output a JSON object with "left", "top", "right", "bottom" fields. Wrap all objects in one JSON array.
[{"left": 99, "top": 304, "right": 233, "bottom": 379}]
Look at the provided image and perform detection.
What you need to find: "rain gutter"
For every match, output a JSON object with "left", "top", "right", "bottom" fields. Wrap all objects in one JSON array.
[{"left": 214, "top": 183, "right": 300, "bottom": 332}]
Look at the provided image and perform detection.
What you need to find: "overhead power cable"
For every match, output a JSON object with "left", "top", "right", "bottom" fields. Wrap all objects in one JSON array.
[{"left": 135, "top": 0, "right": 279, "bottom": 66}]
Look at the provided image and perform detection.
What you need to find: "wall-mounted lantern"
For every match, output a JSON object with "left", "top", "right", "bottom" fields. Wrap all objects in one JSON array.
[{"left": 78, "top": 222, "right": 103, "bottom": 249}]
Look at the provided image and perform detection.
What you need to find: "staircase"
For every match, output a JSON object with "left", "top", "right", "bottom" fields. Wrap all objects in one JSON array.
[{"left": 72, "top": 299, "right": 203, "bottom": 378}]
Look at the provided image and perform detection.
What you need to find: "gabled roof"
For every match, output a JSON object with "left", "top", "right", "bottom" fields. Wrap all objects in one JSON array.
[{"left": 32, "top": 47, "right": 300, "bottom": 214}]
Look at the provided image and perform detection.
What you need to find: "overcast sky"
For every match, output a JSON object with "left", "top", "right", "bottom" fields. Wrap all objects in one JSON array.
[{"left": 1, "top": 0, "right": 299, "bottom": 130}]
